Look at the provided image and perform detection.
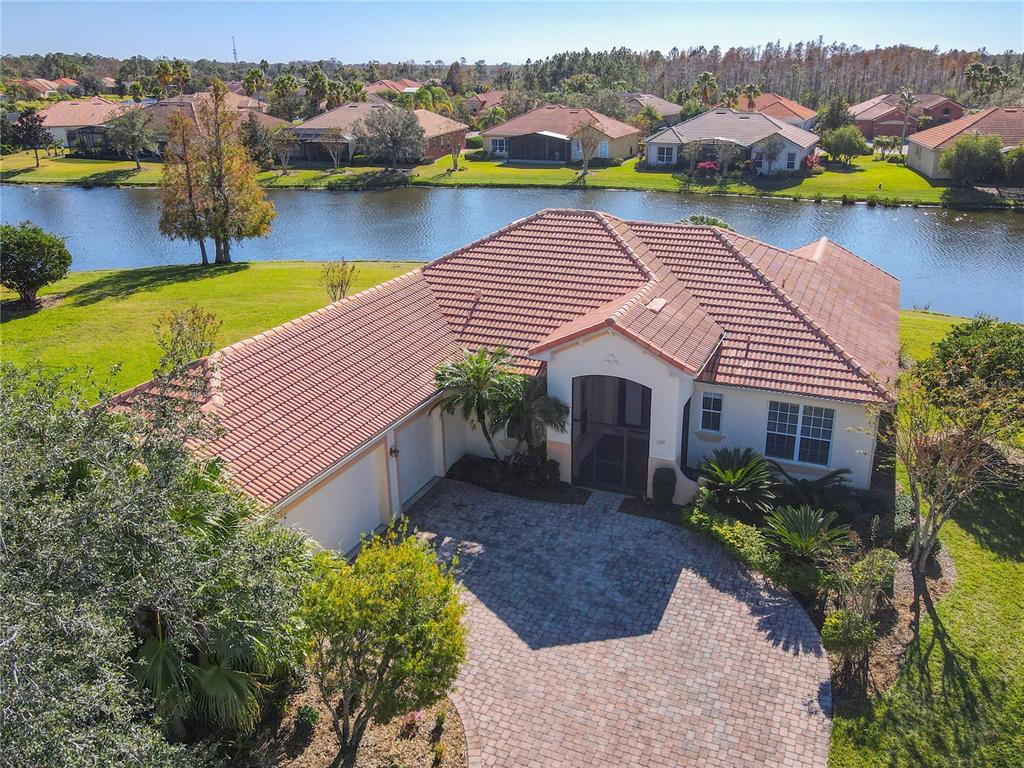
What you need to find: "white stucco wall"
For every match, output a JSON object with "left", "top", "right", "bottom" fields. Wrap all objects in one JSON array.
[
  {"left": 396, "top": 408, "right": 445, "bottom": 504},
  {"left": 280, "top": 441, "right": 391, "bottom": 554},
  {"left": 442, "top": 410, "right": 468, "bottom": 471},
  {"left": 685, "top": 383, "right": 879, "bottom": 488},
  {"left": 537, "top": 329, "right": 698, "bottom": 503},
  {"left": 907, "top": 142, "right": 945, "bottom": 179},
  {"left": 645, "top": 136, "right": 814, "bottom": 175}
]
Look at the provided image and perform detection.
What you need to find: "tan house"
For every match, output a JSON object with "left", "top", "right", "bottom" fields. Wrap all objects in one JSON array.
[
  {"left": 849, "top": 93, "right": 966, "bottom": 141},
  {"left": 730, "top": 92, "right": 817, "bottom": 129},
  {"left": 482, "top": 105, "right": 640, "bottom": 162},
  {"left": 365, "top": 78, "right": 423, "bottom": 96},
  {"left": 414, "top": 109, "right": 469, "bottom": 159},
  {"left": 39, "top": 97, "right": 124, "bottom": 146},
  {"left": 123, "top": 210, "right": 898, "bottom": 552},
  {"left": 907, "top": 107, "right": 1024, "bottom": 179},
  {"left": 623, "top": 93, "right": 686, "bottom": 125}
]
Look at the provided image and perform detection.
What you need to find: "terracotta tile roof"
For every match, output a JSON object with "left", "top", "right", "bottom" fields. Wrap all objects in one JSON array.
[
  {"left": 908, "top": 107, "right": 1024, "bottom": 150},
  {"left": 466, "top": 90, "right": 507, "bottom": 110},
  {"left": 39, "top": 97, "right": 122, "bottom": 127},
  {"left": 127, "top": 210, "right": 897, "bottom": 506},
  {"left": 850, "top": 93, "right": 965, "bottom": 122},
  {"left": 646, "top": 108, "right": 819, "bottom": 149},
  {"left": 365, "top": 78, "right": 422, "bottom": 94},
  {"left": 413, "top": 109, "right": 469, "bottom": 138},
  {"left": 732, "top": 92, "right": 816, "bottom": 122},
  {"left": 295, "top": 100, "right": 394, "bottom": 137},
  {"left": 481, "top": 105, "right": 639, "bottom": 140}
]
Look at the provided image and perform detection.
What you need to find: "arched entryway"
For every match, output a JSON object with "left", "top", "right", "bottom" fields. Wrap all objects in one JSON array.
[{"left": 571, "top": 375, "right": 652, "bottom": 494}]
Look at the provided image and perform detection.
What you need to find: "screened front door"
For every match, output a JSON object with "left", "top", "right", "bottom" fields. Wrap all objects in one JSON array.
[{"left": 571, "top": 376, "right": 652, "bottom": 494}]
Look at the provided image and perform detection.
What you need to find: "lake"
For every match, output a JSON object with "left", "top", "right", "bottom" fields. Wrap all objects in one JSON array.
[{"left": 2, "top": 184, "right": 1022, "bottom": 321}]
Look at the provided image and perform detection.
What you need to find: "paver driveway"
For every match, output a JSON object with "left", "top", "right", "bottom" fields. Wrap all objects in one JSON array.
[{"left": 410, "top": 479, "right": 831, "bottom": 768}]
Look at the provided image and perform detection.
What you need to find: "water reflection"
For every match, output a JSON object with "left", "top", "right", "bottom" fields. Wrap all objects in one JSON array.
[{"left": 2, "top": 184, "right": 1022, "bottom": 321}]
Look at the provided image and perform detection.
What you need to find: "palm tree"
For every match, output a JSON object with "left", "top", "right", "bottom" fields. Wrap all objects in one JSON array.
[
  {"left": 243, "top": 67, "right": 267, "bottom": 108},
  {"left": 633, "top": 103, "right": 662, "bottom": 134},
  {"left": 501, "top": 376, "right": 569, "bottom": 454},
  {"left": 172, "top": 59, "right": 190, "bottom": 95},
  {"left": 694, "top": 71, "right": 718, "bottom": 107},
  {"left": 897, "top": 86, "right": 918, "bottom": 144},
  {"left": 740, "top": 82, "right": 762, "bottom": 110},
  {"left": 432, "top": 348, "right": 520, "bottom": 461},
  {"left": 155, "top": 61, "right": 175, "bottom": 98},
  {"left": 722, "top": 87, "right": 740, "bottom": 109},
  {"left": 478, "top": 106, "right": 507, "bottom": 129},
  {"left": 306, "top": 66, "right": 329, "bottom": 112}
]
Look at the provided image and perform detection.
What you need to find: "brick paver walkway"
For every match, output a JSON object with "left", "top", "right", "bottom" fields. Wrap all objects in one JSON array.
[{"left": 410, "top": 479, "right": 831, "bottom": 768}]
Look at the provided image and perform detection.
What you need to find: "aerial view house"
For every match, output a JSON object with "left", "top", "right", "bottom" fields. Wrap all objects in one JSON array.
[
  {"left": 15, "top": 77, "right": 63, "bottom": 97},
  {"left": 849, "top": 92, "right": 966, "bottom": 141},
  {"left": 364, "top": 78, "right": 423, "bottom": 95},
  {"left": 623, "top": 92, "right": 686, "bottom": 125},
  {"left": 136, "top": 209, "right": 898, "bottom": 552},
  {"left": 38, "top": 96, "right": 123, "bottom": 146},
  {"left": 292, "top": 101, "right": 467, "bottom": 163},
  {"left": 645, "top": 108, "right": 819, "bottom": 174},
  {"left": 907, "top": 106, "right": 1024, "bottom": 179},
  {"left": 482, "top": 105, "right": 640, "bottom": 162},
  {"left": 464, "top": 89, "right": 507, "bottom": 116},
  {"left": 98, "top": 76, "right": 119, "bottom": 93},
  {"left": 729, "top": 91, "right": 817, "bottom": 129}
]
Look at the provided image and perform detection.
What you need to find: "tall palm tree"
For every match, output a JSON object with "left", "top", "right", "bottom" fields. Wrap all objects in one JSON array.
[
  {"left": 694, "top": 71, "right": 718, "bottom": 107},
  {"left": 243, "top": 67, "right": 267, "bottom": 108},
  {"left": 172, "top": 59, "right": 190, "bottom": 95},
  {"left": 741, "top": 82, "right": 762, "bottom": 110},
  {"left": 722, "top": 87, "right": 740, "bottom": 109},
  {"left": 155, "top": 61, "right": 175, "bottom": 98},
  {"left": 433, "top": 348, "right": 520, "bottom": 461},
  {"left": 897, "top": 86, "right": 918, "bottom": 143},
  {"left": 478, "top": 106, "right": 507, "bottom": 129}
]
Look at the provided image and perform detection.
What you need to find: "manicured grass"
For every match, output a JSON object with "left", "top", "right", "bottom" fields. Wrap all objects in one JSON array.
[
  {"left": 899, "top": 310, "right": 966, "bottom": 361},
  {"left": 412, "top": 154, "right": 960, "bottom": 203},
  {"left": 0, "top": 151, "right": 389, "bottom": 189},
  {"left": 0, "top": 260, "right": 417, "bottom": 397}
]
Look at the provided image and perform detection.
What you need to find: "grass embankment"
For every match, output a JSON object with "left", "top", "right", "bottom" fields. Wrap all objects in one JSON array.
[
  {"left": 0, "top": 260, "right": 416, "bottom": 396},
  {"left": 4, "top": 149, "right": 998, "bottom": 205},
  {"left": 829, "top": 308, "right": 1023, "bottom": 767}
]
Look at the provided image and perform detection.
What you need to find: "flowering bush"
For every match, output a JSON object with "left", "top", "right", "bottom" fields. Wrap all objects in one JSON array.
[
  {"left": 400, "top": 709, "right": 426, "bottom": 736},
  {"left": 803, "top": 154, "right": 821, "bottom": 172},
  {"left": 695, "top": 159, "right": 719, "bottom": 178}
]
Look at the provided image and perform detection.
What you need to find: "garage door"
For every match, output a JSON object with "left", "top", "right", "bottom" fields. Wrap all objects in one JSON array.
[
  {"left": 281, "top": 443, "right": 389, "bottom": 553},
  {"left": 397, "top": 410, "right": 442, "bottom": 505}
]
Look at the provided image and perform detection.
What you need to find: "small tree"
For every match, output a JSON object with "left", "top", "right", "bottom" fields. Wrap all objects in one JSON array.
[
  {"left": 160, "top": 110, "right": 211, "bottom": 264},
  {"left": 300, "top": 529, "right": 466, "bottom": 768},
  {"left": 821, "top": 125, "right": 869, "bottom": 165},
  {"left": 13, "top": 108, "right": 53, "bottom": 167},
  {"left": 272, "top": 129, "right": 299, "bottom": 174},
  {"left": 572, "top": 119, "right": 604, "bottom": 175},
  {"left": 320, "top": 126, "right": 348, "bottom": 170},
  {"left": 353, "top": 107, "right": 425, "bottom": 170},
  {"left": 320, "top": 256, "right": 357, "bottom": 302},
  {"left": 757, "top": 134, "right": 785, "bottom": 174},
  {"left": 238, "top": 111, "right": 274, "bottom": 169},
  {"left": 940, "top": 133, "right": 1004, "bottom": 185},
  {"left": 815, "top": 97, "right": 855, "bottom": 134},
  {"left": 0, "top": 221, "right": 72, "bottom": 304},
  {"left": 433, "top": 348, "right": 519, "bottom": 461},
  {"left": 821, "top": 608, "right": 876, "bottom": 681},
  {"left": 106, "top": 108, "right": 157, "bottom": 170},
  {"left": 1004, "top": 145, "right": 1024, "bottom": 185}
]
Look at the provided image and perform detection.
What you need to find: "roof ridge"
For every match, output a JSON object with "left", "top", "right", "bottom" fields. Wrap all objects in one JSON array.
[
  {"left": 715, "top": 231, "right": 892, "bottom": 401},
  {"left": 793, "top": 236, "right": 900, "bottom": 282},
  {"left": 592, "top": 211, "right": 660, "bottom": 280}
]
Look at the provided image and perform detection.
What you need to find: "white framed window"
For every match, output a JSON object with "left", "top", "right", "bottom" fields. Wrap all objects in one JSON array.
[
  {"left": 491, "top": 137, "right": 508, "bottom": 155},
  {"left": 765, "top": 401, "right": 835, "bottom": 466},
  {"left": 656, "top": 145, "right": 674, "bottom": 164},
  {"left": 700, "top": 393, "right": 723, "bottom": 432},
  {"left": 786, "top": 152, "right": 797, "bottom": 169}
]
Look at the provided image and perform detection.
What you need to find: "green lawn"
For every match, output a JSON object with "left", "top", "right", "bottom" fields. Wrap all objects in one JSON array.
[
  {"left": 412, "top": 154, "right": 962, "bottom": 203},
  {"left": 0, "top": 260, "right": 416, "bottom": 397}
]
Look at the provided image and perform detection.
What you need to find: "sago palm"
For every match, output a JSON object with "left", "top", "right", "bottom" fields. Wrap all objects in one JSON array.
[
  {"left": 698, "top": 447, "right": 776, "bottom": 521},
  {"left": 763, "top": 504, "right": 852, "bottom": 565},
  {"left": 433, "top": 348, "right": 520, "bottom": 461}
]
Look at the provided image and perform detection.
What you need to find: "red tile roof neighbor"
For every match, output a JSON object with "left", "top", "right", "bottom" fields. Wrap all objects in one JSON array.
[
  {"left": 733, "top": 92, "right": 816, "bottom": 122},
  {"left": 364, "top": 78, "right": 422, "bottom": 95},
  {"left": 908, "top": 107, "right": 1024, "bottom": 150},
  {"left": 136, "top": 210, "right": 897, "bottom": 506},
  {"left": 40, "top": 97, "right": 122, "bottom": 127},
  {"left": 482, "top": 105, "right": 639, "bottom": 139}
]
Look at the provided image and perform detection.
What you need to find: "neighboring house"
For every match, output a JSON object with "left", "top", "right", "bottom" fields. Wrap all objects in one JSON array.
[
  {"left": 364, "top": 78, "right": 423, "bottom": 96},
  {"left": 623, "top": 93, "right": 686, "bottom": 125},
  {"left": 53, "top": 77, "right": 80, "bottom": 93},
  {"left": 125, "top": 209, "right": 898, "bottom": 552},
  {"left": 291, "top": 101, "right": 467, "bottom": 163},
  {"left": 98, "top": 76, "right": 119, "bottom": 94},
  {"left": 464, "top": 90, "right": 507, "bottom": 116},
  {"left": 849, "top": 93, "right": 966, "bottom": 141},
  {"left": 39, "top": 96, "right": 123, "bottom": 147},
  {"left": 907, "top": 107, "right": 1024, "bottom": 179},
  {"left": 15, "top": 78, "right": 61, "bottom": 97},
  {"left": 645, "top": 108, "right": 818, "bottom": 174},
  {"left": 481, "top": 105, "right": 640, "bottom": 162},
  {"left": 414, "top": 109, "right": 469, "bottom": 159},
  {"left": 729, "top": 92, "right": 817, "bottom": 129}
]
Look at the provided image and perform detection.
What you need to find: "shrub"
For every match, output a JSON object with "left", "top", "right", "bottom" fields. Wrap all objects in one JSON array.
[
  {"left": 772, "top": 464, "right": 853, "bottom": 514},
  {"left": 941, "top": 133, "right": 1004, "bottom": 185},
  {"left": 0, "top": 221, "right": 73, "bottom": 304},
  {"left": 651, "top": 466, "right": 676, "bottom": 507},
  {"left": 821, "top": 608, "right": 876, "bottom": 665},
  {"left": 865, "top": 194, "right": 879, "bottom": 208},
  {"left": 465, "top": 135, "right": 483, "bottom": 149},
  {"left": 839, "top": 549, "right": 899, "bottom": 616},
  {"left": 432, "top": 743, "right": 445, "bottom": 766},
  {"left": 698, "top": 447, "right": 776, "bottom": 522},
  {"left": 1004, "top": 146, "right": 1024, "bottom": 185},
  {"left": 840, "top": 193, "right": 856, "bottom": 205},
  {"left": 684, "top": 489, "right": 780, "bottom": 576},
  {"left": 466, "top": 149, "right": 488, "bottom": 160},
  {"left": 813, "top": 192, "right": 824, "bottom": 203},
  {"left": 763, "top": 505, "right": 851, "bottom": 565},
  {"left": 294, "top": 704, "right": 319, "bottom": 739},
  {"left": 778, "top": 561, "right": 823, "bottom": 599}
]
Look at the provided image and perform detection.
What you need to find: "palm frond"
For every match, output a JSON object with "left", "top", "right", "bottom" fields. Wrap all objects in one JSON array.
[{"left": 187, "top": 655, "right": 263, "bottom": 733}]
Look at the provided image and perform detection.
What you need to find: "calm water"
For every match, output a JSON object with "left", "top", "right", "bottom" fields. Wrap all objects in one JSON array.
[{"left": 2, "top": 184, "right": 1022, "bottom": 321}]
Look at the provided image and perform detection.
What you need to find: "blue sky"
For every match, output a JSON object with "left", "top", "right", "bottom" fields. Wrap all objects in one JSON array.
[{"left": 2, "top": 1, "right": 1021, "bottom": 63}]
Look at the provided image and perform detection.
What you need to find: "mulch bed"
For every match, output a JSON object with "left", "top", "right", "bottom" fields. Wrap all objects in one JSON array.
[
  {"left": 252, "top": 684, "right": 467, "bottom": 768},
  {"left": 446, "top": 455, "right": 590, "bottom": 504}
]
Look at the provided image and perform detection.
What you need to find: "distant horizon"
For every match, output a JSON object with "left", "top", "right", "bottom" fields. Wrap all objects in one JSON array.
[{"left": 2, "top": 1, "right": 1021, "bottom": 64}]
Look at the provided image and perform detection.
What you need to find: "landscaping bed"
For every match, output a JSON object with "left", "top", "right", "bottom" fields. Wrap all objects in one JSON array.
[{"left": 446, "top": 454, "right": 590, "bottom": 504}]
